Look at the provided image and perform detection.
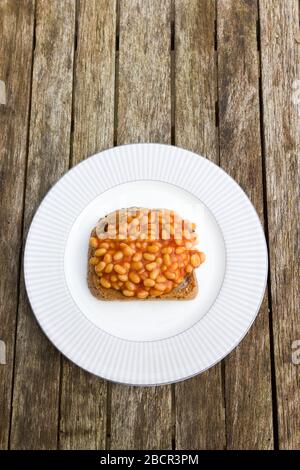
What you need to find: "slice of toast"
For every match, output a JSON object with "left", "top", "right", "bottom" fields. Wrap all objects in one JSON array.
[{"left": 88, "top": 210, "right": 198, "bottom": 301}]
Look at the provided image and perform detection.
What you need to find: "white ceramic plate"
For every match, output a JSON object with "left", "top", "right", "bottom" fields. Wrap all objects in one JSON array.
[{"left": 24, "top": 143, "right": 268, "bottom": 385}]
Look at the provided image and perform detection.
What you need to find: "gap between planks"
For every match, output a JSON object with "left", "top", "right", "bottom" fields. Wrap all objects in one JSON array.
[
  {"left": 256, "top": 0, "right": 279, "bottom": 449},
  {"left": 214, "top": 0, "right": 227, "bottom": 449}
]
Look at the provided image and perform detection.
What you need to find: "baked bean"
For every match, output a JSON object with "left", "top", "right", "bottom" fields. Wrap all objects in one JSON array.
[
  {"left": 100, "top": 242, "right": 110, "bottom": 249},
  {"left": 161, "top": 246, "right": 172, "bottom": 254},
  {"left": 104, "top": 253, "right": 112, "bottom": 264},
  {"left": 124, "top": 245, "right": 134, "bottom": 256},
  {"left": 89, "top": 257, "right": 99, "bottom": 265},
  {"left": 90, "top": 237, "right": 98, "bottom": 248},
  {"left": 163, "top": 254, "right": 171, "bottom": 266},
  {"left": 175, "top": 246, "right": 185, "bottom": 254},
  {"left": 110, "top": 274, "right": 118, "bottom": 282},
  {"left": 132, "top": 252, "right": 142, "bottom": 262},
  {"left": 156, "top": 257, "right": 163, "bottom": 265},
  {"left": 137, "top": 290, "right": 149, "bottom": 299},
  {"left": 129, "top": 272, "right": 140, "bottom": 284},
  {"left": 155, "top": 283, "right": 166, "bottom": 291},
  {"left": 186, "top": 264, "right": 193, "bottom": 273},
  {"left": 149, "top": 289, "right": 162, "bottom": 297},
  {"left": 114, "top": 251, "right": 124, "bottom": 261},
  {"left": 165, "top": 281, "right": 173, "bottom": 292},
  {"left": 122, "top": 289, "right": 134, "bottom": 297},
  {"left": 143, "top": 252, "right": 156, "bottom": 261},
  {"left": 125, "top": 281, "right": 136, "bottom": 291},
  {"left": 100, "top": 277, "right": 111, "bottom": 289},
  {"left": 111, "top": 282, "right": 120, "bottom": 290},
  {"left": 118, "top": 274, "right": 128, "bottom": 282},
  {"left": 95, "top": 248, "right": 107, "bottom": 257},
  {"left": 150, "top": 268, "right": 160, "bottom": 280},
  {"left": 95, "top": 261, "right": 106, "bottom": 273},
  {"left": 105, "top": 263, "right": 113, "bottom": 273},
  {"left": 139, "top": 271, "right": 148, "bottom": 280},
  {"left": 156, "top": 275, "right": 167, "bottom": 283},
  {"left": 165, "top": 271, "right": 176, "bottom": 280},
  {"left": 132, "top": 261, "right": 143, "bottom": 271},
  {"left": 191, "top": 253, "right": 201, "bottom": 268},
  {"left": 124, "top": 262, "right": 131, "bottom": 272},
  {"left": 169, "top": 262, "right": 178, "bottom": 272},
  {"left": 145, "top": 262, "right": 156, "bottom": 271},
  {"left": 114, "top": 264, "right": 126, "bottom": 275},
  {"left": 147, "top": 244, "right": 159, "bottom": 253},
  {"left": 143, "top": 278, "right": 155, "bottom": 287}
]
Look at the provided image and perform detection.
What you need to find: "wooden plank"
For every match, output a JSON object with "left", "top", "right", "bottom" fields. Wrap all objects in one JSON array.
[
  {"left": 71, "top": 0, "right": 116, "bottom": 166},
  {"left": 9, "top": 0, "right": 75, "bottom": 449},
  {"left": 217, "top": 0, "right": 273, "bottom": 449},
  {"left": 0, "top": 0, "right": 35, "bottom": 450},
  {"left": 259, "top": 0, "right": 300, "bottom": 449},
  {"left": 117, "top": 0, "right": 171, "bottom": 145},
  {"left": 110, "top": 0, "right": 172, "bottom": 450},
  {"left": 174, "top": 0, "right": 226, "bottom": 450},
  {"left": 58, "top": 0, "right": 116, "bottom": 450}
]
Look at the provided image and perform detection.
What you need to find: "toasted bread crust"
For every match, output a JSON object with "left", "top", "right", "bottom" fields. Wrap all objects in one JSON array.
[{"left": 88, "top": 212, "right": 198, "bottom": 300}]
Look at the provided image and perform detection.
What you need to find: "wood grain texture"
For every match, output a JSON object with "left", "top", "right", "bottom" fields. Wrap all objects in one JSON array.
[
  {"left": 110, "top": 385, "right": 172, "bottom": 450},
  {"left": 0, "top": 0, "right": 35, "bottom": 450},
  {"left": 59, "top": 364, "right": 108, "bottom": 450},
  {"left": 110, "top": 0, "right": 172, "bottom": 450},
  {"left": 59, "top": 0, "right": 116, "bottom": 450},
  {"left": 9, "top": 0, "right": 75, "bottom": 449},
  {"left": 174, "top": 0, "right": 218, "bottom": 158},
  {"left": 218, "top": 0, "right": 273, "bottom": 449},
  {"left": 71, "top": 0, "right": 116, "bottom": 166},
  {"left": 259, "top": 0, "right": 300, "bottom": 449},
  {"left": 117, "top": 0, "right": 171, "bottom": 145},
  {"left": 174, "top": 0, "right": 226, "bottom": 450},
  {"left": 2, "top": 0, "right": 298, "bottom": 450}
]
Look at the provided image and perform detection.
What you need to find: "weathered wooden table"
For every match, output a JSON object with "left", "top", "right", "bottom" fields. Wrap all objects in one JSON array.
[{"left": 0, "top": 0, "right": 299, "bottom": 450}]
